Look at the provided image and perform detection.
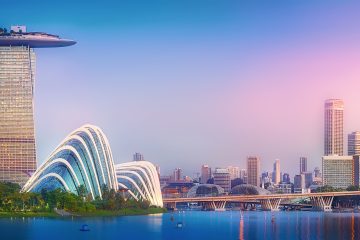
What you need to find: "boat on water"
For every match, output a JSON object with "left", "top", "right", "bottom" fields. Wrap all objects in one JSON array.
[{"left": 80, "top": 224, "right": 90, "bottom": 232}]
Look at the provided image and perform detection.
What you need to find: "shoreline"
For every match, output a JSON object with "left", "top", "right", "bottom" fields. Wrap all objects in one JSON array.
[{"left": 0, "top": 207, "right": 166, "bottom": 218}]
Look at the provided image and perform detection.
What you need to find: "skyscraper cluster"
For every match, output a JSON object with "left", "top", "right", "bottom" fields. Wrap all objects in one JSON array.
[{"left": 322, "top": 99, "right": 360, "bottom": 189}]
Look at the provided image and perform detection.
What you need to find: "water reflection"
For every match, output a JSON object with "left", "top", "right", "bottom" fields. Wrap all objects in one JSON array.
[
  {"left": 2, "top": 211, "right": 360, "bottom": 239},
  {"left": 238, "top": 211, "right": 360, "bottom": 240},
  {"left": 239, "top": 211, "right": 244, "bottom": 240}
]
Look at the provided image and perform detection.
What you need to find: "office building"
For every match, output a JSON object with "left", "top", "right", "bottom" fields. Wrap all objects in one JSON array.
[
  {"left": 261, "top": 172, "right": 272, "bottom": 185},
  {"left": 313, "top": 167, "right": 322, "bottom": 183},
  {"left": 322, "top": 155, "right": 353, "bottom": 189},
  {"left": 227, "top": 166, "right": 240, "bottom": 180},
  {"left": 172, "top": 168, "right": 182, "bottom": 182},
  {"left": 213, "top": 168, "right": 231, "bottom": 192},
  {"left": 239, "top": 169, "right": 247, "bottom": 182},
  {"left": 300, "top": 157, "right": 307, "bottom": 173},
  {"left": 348, "top": 131, "right": 360, "bottom": 156},
  {"left": 273, "top": 159, "right": 280, "bottom": 184},
  {"left": 247, "top": 156, "right": 260, "bottom": 187},
  {"left": 324, "top": 99, "right": 344, "bottom": 156},
  {"left": 200, "top": 165, "right": 212, "bottom": 184},
  {"left": 293, "top": 174, "right": 306, "bottom": 193},
  {"left": 303, "top": 172, "right": 313, "bottom": 188},
  {"left": 282, "top": 173, "right": 290, "bottom": 183},
  {"left": 0, "top": 26, "right": 75, "bottom": 185},
  {"left": 133, "top": 152, "right": 144, "bottom": 161}
]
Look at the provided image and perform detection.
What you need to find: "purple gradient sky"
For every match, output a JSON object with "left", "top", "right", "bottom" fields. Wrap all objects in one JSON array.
[{"left": 2, "top": 1, "right": 360, "bottom": 177}]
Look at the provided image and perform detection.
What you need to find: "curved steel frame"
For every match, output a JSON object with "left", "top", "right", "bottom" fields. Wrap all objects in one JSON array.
[
  {"left": 115, "top": 161, "right": 163, "bottom": 207},
  {"left": 22, "top": 124, "right": 117, "bottom": 200}
]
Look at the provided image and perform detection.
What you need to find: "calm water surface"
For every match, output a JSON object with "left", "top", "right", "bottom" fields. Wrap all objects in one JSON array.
[{"left": 0, "top": 211, "right": 359, "bottom": 240}]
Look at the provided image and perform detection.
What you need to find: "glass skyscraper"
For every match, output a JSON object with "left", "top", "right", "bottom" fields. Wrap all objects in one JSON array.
[
  {"left": 0, "top": 46, "right": 36, "bottom": 184},
  {"left": 0, "top": 26, "right": 75, "bottom": 185}
]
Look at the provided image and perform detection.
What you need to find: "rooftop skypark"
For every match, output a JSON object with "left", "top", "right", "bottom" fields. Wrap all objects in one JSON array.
[{"left": 0, "top": 25, "right": 76, "bottom": 48}]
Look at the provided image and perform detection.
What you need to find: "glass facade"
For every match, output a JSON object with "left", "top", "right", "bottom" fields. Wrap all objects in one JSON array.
[
  {"left": 22, "top": 125, "right": 118, "bottom": 200},
  {"left": 0, "top": 46, "right": 36, "bottom": 185},
  {"left": 116, "top": 161, "right": 163, "bottom": 207}
]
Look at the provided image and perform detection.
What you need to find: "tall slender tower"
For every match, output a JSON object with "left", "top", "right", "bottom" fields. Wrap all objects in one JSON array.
[
  {"left": 273, "top": 159, "right": 280, "bottom": 184},
  {"left": 300, "top": 157, "right": 307, "bottom": 173},
  {"left": 0, "top": 26, "right": 75, "bottom": 185},
  {"left": 324, "top": 99, "right": 344, "bottom": 156},
  {"left": 247, "top": 156, "right": 260, "bottom": 186}
]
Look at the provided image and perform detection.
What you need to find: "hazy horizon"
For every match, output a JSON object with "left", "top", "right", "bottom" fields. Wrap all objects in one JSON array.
[{"left": 2, "top": 1, "right": 360, "bottom": 178}]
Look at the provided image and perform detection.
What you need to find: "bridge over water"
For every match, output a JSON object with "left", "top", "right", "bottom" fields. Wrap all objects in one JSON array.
[{"left": 163, "top": 191, "right": 360, "bottom": 211}]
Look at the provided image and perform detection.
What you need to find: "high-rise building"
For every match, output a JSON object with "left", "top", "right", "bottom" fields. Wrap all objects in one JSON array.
[
  {"left": 273, "top": 159, "right": 280, "bottom": 184},
  {"left": 293, "top": 174, "right": 306, "bottom": 193},
  {"left": 227, "top": 166, "right": 240, "bottom": 180},
  {"left": 200, "top": 165, "right": 211, "bottom": 184},
  {"left": 322, "top": 155, "right": 353, "bottom": 189},
  {"left": 247, "top": 156, "right": 260, "bottom": 187},
  {"left": 213, "top": 168, "right": 231, "bottom": 192},
  {"left": 314, "top": 167, "right": 321, "bottom": 178},
  {"left": 348, "top": 131, "right": 360, "bottom": 156},
  {"left": 303, "top": 172, "right": 313, "bottom": 188},
  {"left": 239, "top": 169, "right": 247, "bottom": 183},
  {"left": 172, "top": 168, "right": 182, "bottom": 182},
  {"left": 300, "top": 157, "right": 307, "bottom": 173},
  {"left": 133, "top": 152, "right": 144, "bottom": 161},
  {"left": 0, "top": 26, "right": 75, "bottom": 185},
  {"left": 313, "top": 167, "right": 322, "bottom": 183},
  {"left": 282, "top": 173, "right": 290, "bottom": 183},
  {"left": 324, "top": 99, "right": 344, "bottom": 156},
  {"left": 261, "top": 172, "right": 272, "bottom": 185}
]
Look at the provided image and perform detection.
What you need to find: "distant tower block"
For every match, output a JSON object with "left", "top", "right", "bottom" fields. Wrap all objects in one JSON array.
[
  {"left": 247, "top": 156, "right": 260, "bottom": 187},
  {"left": 324, "top": 99, "right": 344, "bottom": 156},
  {"left": 300, "top": 157, "right": 307, "bottom": 174},
  {"left": 273, "top": 159, "right": 280, "bottom": 184},
  {"left": 348, "top": 131, "right": 360, "bottom": 156},
  {"left": 133, "top": 152, "right": 144, "bottom": 161}
]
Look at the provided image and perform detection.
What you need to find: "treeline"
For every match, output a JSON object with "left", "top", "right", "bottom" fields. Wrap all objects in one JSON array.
[
  {"left": 0, "top": 182, "right": 151, "bottom": 213},
  {"left": 313, "top": 185, "right": 360, "bottom": 193}
]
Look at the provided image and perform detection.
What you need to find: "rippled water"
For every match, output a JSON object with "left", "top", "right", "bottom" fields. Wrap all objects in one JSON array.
[{"left": 0, "top": 211, "right": 359, "bottom": 240}]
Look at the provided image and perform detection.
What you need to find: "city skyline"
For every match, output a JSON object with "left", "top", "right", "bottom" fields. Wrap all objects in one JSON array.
[{"left": 2, "top": 1, "right": 360, "bottom": 177}]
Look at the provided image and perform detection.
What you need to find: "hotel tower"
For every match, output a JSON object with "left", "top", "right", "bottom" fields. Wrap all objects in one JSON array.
[
  {"left": 247, "top": 156, "right": 260, "bottom": 187},
  {"left": 0, "top": 26, "right": 75, "bottom": 185},
  {"left": 324, "top": 99, "right": 344, "bottom": 156}
]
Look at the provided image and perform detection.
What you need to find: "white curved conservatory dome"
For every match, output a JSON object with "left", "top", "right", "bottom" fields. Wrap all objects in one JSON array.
[
  {"left": 22, "top": 124, "right": 117, "bottom": 200},
  {"left": 115, "top": 161, "right": 163, "bottom": 207}
]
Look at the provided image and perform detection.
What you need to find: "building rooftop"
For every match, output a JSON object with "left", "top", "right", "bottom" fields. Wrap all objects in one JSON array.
[{"left": 0, "top": 26, "right": 76, "bottom": 48}]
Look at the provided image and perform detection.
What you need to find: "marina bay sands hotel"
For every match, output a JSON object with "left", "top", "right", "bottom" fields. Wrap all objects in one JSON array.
[{"left": 0, "top": 26, "right": 76, "bottom": 185}]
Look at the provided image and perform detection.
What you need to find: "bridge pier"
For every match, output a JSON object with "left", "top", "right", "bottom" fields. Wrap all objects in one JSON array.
[
  {"left": 310, "top": 196, "right": 333, "bottom": 211},
  {"left": 202, "top": 201, "right": 226, "bottom": 211},
  {"left": 165, "top": 202, "right": 177, "bottom": 211},
  {"left": 259, "top": 199, "right": 281, "bottom": 211}
]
